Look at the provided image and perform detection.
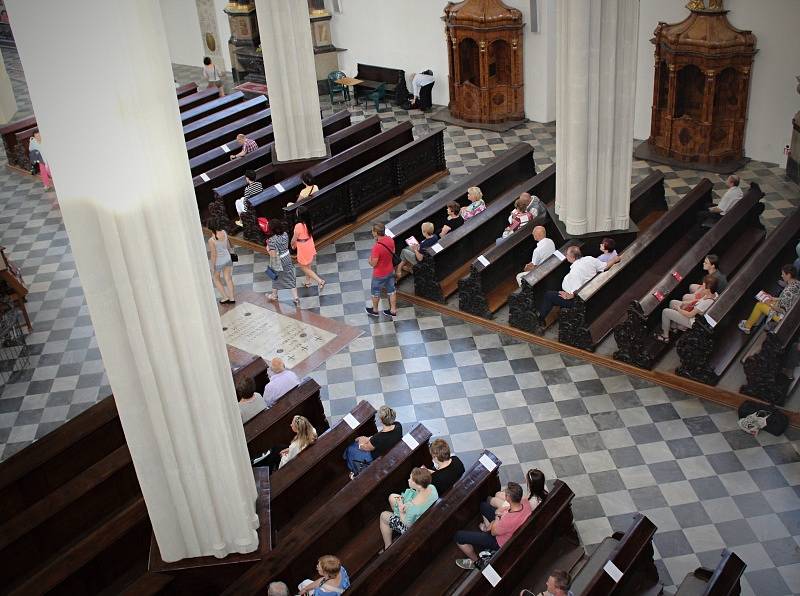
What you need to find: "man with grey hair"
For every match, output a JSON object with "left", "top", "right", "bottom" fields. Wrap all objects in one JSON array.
[
  {"left": 267, "top": 581, "right": 290, "bottom": 596},
  {"left": 701, "top": 175, "right": 743, "bottom": 226},
  {"left": 262, "top": 357, "right": 299, "bottom": 408}
]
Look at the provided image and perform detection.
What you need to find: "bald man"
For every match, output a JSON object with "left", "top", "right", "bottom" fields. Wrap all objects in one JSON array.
[
  {"left": 262, "top": 357, "right": 300, "bottom": 408},
  {"left": 516, "top": 226, "right": 556, "bottom": 287}
]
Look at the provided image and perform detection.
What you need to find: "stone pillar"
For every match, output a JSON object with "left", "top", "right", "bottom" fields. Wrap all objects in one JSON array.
[
  {"left": 196, "top": 0, "right": 226, "bottom": 71},
  {"left": 0, "top": 51, "right": 17, "bottom": 123},
  {"left": 7, "top": 0, "right": 258, "bottom": 562},
  {"left": 555, "top": 0, "right": 638, "bottom": 235},
  {"left": 255, "top": 0, "right": 326, "bottom": 162}
]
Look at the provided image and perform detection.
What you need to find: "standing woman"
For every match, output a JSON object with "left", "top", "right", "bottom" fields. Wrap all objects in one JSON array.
[
  {"left": 202, "top": 56, "right": 224, "bottom": 97},
  {"left": 266, "top": 219, "right": 299, "bottom": 305},
  {"left": 207, "top": 219, "right": 235, "bottom": 304},
  {"left": 28, "top": 132, "right": 52, "bottom": 190},
  {"left": 291, "top": 208, "right": 325, "bottom": 291}
]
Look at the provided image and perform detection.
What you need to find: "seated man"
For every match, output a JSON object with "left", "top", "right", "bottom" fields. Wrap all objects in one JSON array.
[
  {"left": 739, "top": 264, "right": 799, "bottom": 334},
  {"left": 700, "top": 175, "right": 743, "bottom": 225},
  {"left": 538, "top": 246, "right": 620, "bottom": 323},
  {"left": 263, "top": 357, "right": 300, "bottom": 408},
  {"left": 267, "top": 582, "right": 290, "bottom": 596},
  {"left": 409, "top": 70, "right": 434, "bottom": 107},
  {"left": 516, "top": 226, "right": 556, "bottom": 286},
  {"left": 520, "top": 569, "right": 573, "bottom": 596},
  {"left": 688, "top": 253, "right": 727, "bottom": 294},
  {"left": 230, "top": 133, "right": 259, "bottom": 160},
  {"left": 235, "top": 169, "right": 264, "bottom": 224},
  {"left": 657, "top": 275, "right": 719, "bottom": 342},
  {"left": 454, "top": 482, "right": 532, "bottom": 570}
]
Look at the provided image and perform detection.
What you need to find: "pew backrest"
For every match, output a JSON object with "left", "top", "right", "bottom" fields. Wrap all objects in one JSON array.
[
  {"left": 181, "top": 91, "right": 244, "bottom": 126},
  {"left": 183, "top": 95, "right": 268, "bottom": 141},
  {"left": 177, "top": 87, "right": 219, "bottom": 112},
  {"left": 175, "top": 82, "right": 198, "bottom": 99},
  {"left": 185, "top": 108, "right": 272, "bottom": 159}
]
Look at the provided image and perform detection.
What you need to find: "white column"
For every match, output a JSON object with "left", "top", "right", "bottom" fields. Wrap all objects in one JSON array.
[
  {"left": 0, "top": 52, "right": 17, "bottom": 123},
  {"left": 255, "top": 0, "right": 326, "bottom": 162},
  {"left": 555, "top": 0, "right": 638, "bottom": 235},
  {"left": 7, "top": 0, "right": 258, "bottom": 562}
]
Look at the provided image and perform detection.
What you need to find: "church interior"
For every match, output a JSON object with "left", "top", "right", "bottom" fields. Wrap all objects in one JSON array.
[{"left": 0, "top": 0, "right": 798, "bottom": 594}]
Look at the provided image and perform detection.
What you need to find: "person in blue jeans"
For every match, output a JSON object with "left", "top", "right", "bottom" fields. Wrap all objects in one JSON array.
[
  {"left": 343, "top": 405, "right": 402, "bottom": 478},
  {"left": 366, "top": 222, "right": 398, "bottom": 318}
]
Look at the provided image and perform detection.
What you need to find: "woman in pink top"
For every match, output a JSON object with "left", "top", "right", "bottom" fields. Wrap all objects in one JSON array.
[{"left": 291, "top": 208, "right": 326, "bottom": 292}]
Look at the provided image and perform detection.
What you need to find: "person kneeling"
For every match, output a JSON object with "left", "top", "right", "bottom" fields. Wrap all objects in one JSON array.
[{"left": 378, "top": 467, "right": 438, "bottom": 550}]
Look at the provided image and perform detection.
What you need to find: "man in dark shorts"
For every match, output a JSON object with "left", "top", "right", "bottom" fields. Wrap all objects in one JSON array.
[{"left": 366, "top": 222, "right": 397, "bottom": 318}]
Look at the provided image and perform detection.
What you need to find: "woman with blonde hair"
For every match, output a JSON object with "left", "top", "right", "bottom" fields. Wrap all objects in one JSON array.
[
  {"left": 297, "top": 554, "right": 350, "bottom": 595},
  {"left": 396, "top": 221, "right": 439, "bottom": 278},
  {"left": 343, "top": 405, "right": 403, "bottom": 478},
  {"left": 258, "top": 415, "right": 317, "bottom": 471},
  {"left": 460, "top": 186, "right": 486, "bottom": 220}
]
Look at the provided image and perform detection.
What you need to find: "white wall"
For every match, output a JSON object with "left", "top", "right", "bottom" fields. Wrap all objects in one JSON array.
[
  {"left": 159, "top": 0, "right": 204, "bottom": 68},
  {"left": 213, "top": 0, "right": 233, "bottom": 72},
  {"left": 635, "top": 0, "right": 800, "bottom": 165}
]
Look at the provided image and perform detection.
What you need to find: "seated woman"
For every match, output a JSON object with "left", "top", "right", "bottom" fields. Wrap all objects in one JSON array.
[
  {"left": 343, "top": 405, "right": 402, "bottom": 478},
  {"left": 487, "top": 469, "right": 547, "bottom": 526},
  {"left": 298, "top": 172, "right": 319, "bottom": 201},
  {"left": 657, "top": 275, "right": 719, "bottom": 342},
  {"left": 460, "top": 187, "right": 486, "bottom": 221},
  {"left": 396, "top": 222, "right": 438, "bottom": 278},
  {"left": 235, "top": 375, "right": 265, "bottom": 424},
  {"left": 428, "top": 438, "right": 465, "bottom": 496},
  {"left": 258, "top": 415, "right": 317, "bottom": 472},
  {"left": 597, "top": 238, "right": 618, "bottom": 263},
  {"left": 440, "top": 201, "right": 464, "bottom": 237},
  {"left": 379, "top": 467, "right": 438, "bottom": 549},
  {"left": 497, "top": 195, "right": 534, "bottom": 243},
  {"left": 526, "top": 193, "right": 547, "bottom": 219},
  {"left": 739, "top": 264, "right": 799, "bottom": 334},
  {"left": 297, "top": 555, "right": 350, "bottom": 595}
]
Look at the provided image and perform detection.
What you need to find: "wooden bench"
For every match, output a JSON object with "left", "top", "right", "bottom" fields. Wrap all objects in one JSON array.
[
  {"left": 186, "top": 108, "right": 272, "bottom": 159},
  {"left": 181, "top": 91, "right": 245, "bottom": 127},
  {"left": 460, "top": 171, "right": 666, "bottom": 319},
  {"left": 569, "top": 514, "right": 660, "bottom": 596},
  {"left": 354, "top": 63, "right": 409, "bottom": 105},
  {"left": 613, "top": 183, "right": 767, "bottom": 370},
  {"left": 183, "top": 95, "right": 268, "bottom": 141},
  {"left": 741, "top": 293, "right": 800, "bottom": 405},
  {"left": 673, "top": 549, "right": 746, "bottom": 596},
  {"left": 385, "top": 143, "right": 536, "bottom": 260},
  {"left": 282, "top": 127, "right": 447, "bottom": 242},
  {"left": 208, "top": 115, "right": 383, "bottom": 226},
  {"left": 346, "top": 451, "right": 500, "bottom": 596},
  {"left": 175, "top": 82, "right": 198, "bottom": 99},
  {"left": 445, "top": 480, "right": 582, "bottom": 596},
  {"left": 558, "top": 178, "right": 720, "bottom": 350},
  {"left": 1, "top": 115, "right": 37, "bottom": 168},
  {"left": 177, "top": 87, "right": 220, "bottom": 112},
  {"left": 676, "top": 207, "right": 800, "bottom": 385},
  {"left": 220, "top": 424, "right": 433, "bottom": 595},
  {"left": 269, "top": 400, "right": 376, "bottom": 533}
]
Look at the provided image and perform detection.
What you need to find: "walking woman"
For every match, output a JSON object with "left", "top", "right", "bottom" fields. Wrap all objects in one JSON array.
[
  {"left": 266, "top": 219, "right": 299, "bottom": 305},
  {"left": 202, "top": 56, "right": 225, "bottom": 97},
  {"left": 291, "top": 208, "right": 326, "bottom": 291},
  {"left": 207, "top": 219, "right": 235, "bottom": 304}
]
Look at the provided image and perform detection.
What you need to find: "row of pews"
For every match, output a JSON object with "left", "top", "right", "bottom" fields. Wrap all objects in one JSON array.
[{"left": 0, "top": 369, "right": 748, "bottom": 595}]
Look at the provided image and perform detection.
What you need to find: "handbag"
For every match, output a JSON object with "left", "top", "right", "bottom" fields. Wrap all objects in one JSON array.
[
  {"left": 230, "top": 252, "right": 239, "bottom": 263},
  {"left": 265, "top": 267, "right": 278, "bottom": 281},
  {"left": 377, "top": 239, "right": 401, "bottom": 267},
  {"left": 737, "top": 410, "right": 770, "bottom": 436}
]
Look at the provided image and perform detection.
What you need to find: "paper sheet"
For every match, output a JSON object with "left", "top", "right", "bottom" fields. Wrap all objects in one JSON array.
[
  {"left": 477, "top": 255, "right": 490, "bottom": 267},
  {"left": 482, "top": 565, "right": 501, "bottom": 587},
  {"left": 200, "top": 173, "right": 210, "bottom": 182},
  {"left": 343, "top": 413, "right": 359, "bottom": 429},
  {"left": 402, "top": 434, "right": 420, "bottom": 450},
  {"left": 553, "top": 250, "right": 565, "bottom": 261},
  {"left": 479, "top": 454, "right": 497, "bottom": 472},
  {"left": 603, "top": 560, "right": 623, "bottom": 582}
]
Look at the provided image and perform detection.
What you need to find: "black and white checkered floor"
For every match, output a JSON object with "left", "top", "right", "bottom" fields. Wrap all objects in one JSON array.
[{"left": 1, "top": 55, "right": 799, "bottom": 594}]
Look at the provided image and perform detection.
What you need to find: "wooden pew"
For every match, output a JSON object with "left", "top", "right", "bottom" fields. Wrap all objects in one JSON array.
[
  {"left": 177, "top": 87, "right": 219, "bottom": 112},
  {"left": 673, "top": 550, "right": 746, "bottom": 596},
  {"left": 183, "top": 95, "right": 268, "bottom": 141},
  {"left": 245, "top": 121, "right": 414, "bottom": 223},
  {"left": 559, "top": 178, "right": 726, "bottom": 351},
  {"left": 220, "top": 424, "right": 433, "bottom": 596},
  {"left": 354, "top": 63, "right": 409, "bottom": 104},
  {"left": 186, "top": 108, "right": 272, "bottom": 160},
  {"left": 568, "top": 514, "right": 660, "bottom": 596},
  {"left": 282, "top": 127, "right": 447, "bottom": 242},
  {"left": 614, "top": 183, "right": 766, "bottom": 369},
  {"left": 460, "top": 171, "right": 666, "bottom": 319},
  {"left": 269, "top": 400, "right": 377, "bottom": 532},
  {"left": 741, "top": 295, "right": 800, "bottom": 405},
  {"left": 175, "top": 82, "right": 198, "bottom": 99},
  {"left": 198, "top": 114, "right": 381, "bottom": 219},
  {"left": 346, "top": 451, "right": 501, "bottom": 596},
  {"left": 385, "top": 143, "right": 536, "bottom": 255},
  {"left": 1, "top": 115, "right": 37, "bottom": 169},
  {"left": 676, "top": 207, "right": 800, "bottom": 385},
  {"left": 442, "top": 480, "right": 582, "bottom": 596},
  {"left": 180, "top": 91, "right": 245, "bottom": 126}
]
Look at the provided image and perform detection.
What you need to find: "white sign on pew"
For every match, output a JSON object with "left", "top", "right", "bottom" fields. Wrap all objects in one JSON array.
[
  {"left": 430, "top": 243, "right": 443, "bottom": 254},
  {"left": 479, "top": 454, "right": 497, "bottom": 472},
  {"left": 221, "top": 144, "right": 231, "bottom": 153},
  {"left": 477, "top": 255, "right": 490, "bottom": 267},
  {"left": 200, "top": 173, "right": 210, "bottom": 182},
  {"left": 704, "top": 314, "right": 718, "bottom": 328},
  {"left": 402, "top": 433, "right": 419, "bottom": 450},
  {"left": 553, "top": 250, "right": 566, "bottom": 262},
  {"left": 603, "top": 560, "right": 623, "bottom": 583},
  {"left": 481, "top": 564, "right": 502, "bottom": 587},
  {"left": 275, "top": 183, "right": 285, "bottom": 193},
  {"left": 343, "top": 413, "right": 359, "bottom": 429},
  {"left": 384, "top": 227, "right": 395, "bottom": 238}
]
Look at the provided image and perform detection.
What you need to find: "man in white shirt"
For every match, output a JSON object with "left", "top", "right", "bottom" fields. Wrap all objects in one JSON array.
[
  {"left": 700, "top": 175, "right": 743, "bottom": 226},
  {"left": 410, "top": 70, "right": 435, "bottom": 107},
  {"left": 538, "top": 246, "right": 620, "bottom": 323},
  {"left": 516, "top": 226, "right": 556, "bottom": 286},
  {"left": 262, "top": 357, "right": 300, "bottom": 408}
]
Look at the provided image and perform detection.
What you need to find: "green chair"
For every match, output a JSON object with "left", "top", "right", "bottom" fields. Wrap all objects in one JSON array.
[
  {"left": 327, "top": 71, "right": 350, "bottom": 104},
  {"left": 362, "top": 83, "right": 387, "bottom": 112}
]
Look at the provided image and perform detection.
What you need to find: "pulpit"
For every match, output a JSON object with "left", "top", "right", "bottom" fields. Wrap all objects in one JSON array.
[
  {"left": 635, "top": 0, "right": 757, "bottom": 172},
  {"left": 443, "top": 0, "right": 524, "bottom": 124}
]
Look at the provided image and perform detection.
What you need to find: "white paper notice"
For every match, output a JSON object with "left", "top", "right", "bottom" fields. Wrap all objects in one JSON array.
[
  {"left": 479, "top": 454, "right": 497, "bottom": 472},
  {"left": 384, "top": 227, "right": 395, "bottom": 238},
  {"left": 430, "top": 243, "right": 443, "bottom": 254},
  {"left": 343, "top": 413, "right": 359, "bottom": 429},
  {"left": 481, "top": 564, "right": 501, "bottom": 587},
  {"left": 221, "top": 144, "right": 231, "bottom": 153},
  {"left": 553, "top": 250, "right": 565, "bottom": 261},
  {"left": 704, "top": 314, "right": 717, "bottom": 327},
  {"left": 477, "top": 255, "right": 490, "bottom": 267},
  {"left": 603, "top": 561, "right": 623, "bottom": 583},
  {"left": 200, "top": 173, "right": 210, "bottom": 182},
  {"left": 275, "top": 183, "right": 285, "bottom": 193},
  {"left": 402, "top": 434, "right": 420, "bottom": 450}
]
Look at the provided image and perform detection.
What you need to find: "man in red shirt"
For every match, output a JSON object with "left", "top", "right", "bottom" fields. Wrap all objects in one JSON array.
[
  {"left": 454, "top": 482, "right": 532, "bottom": 569},
  {"left": 366, "top": 222, "right": 397, "bottom": 318}
]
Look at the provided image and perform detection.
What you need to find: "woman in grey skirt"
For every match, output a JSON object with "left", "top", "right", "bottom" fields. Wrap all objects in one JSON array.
[{"left": 266, "top": 219, "right": 299, "bottom": 305}]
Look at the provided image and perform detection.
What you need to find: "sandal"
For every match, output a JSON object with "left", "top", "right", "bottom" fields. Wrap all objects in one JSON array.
[
  {"left": 655, "top": 334, "right": 670, "bottom": 343},
  {"left": 319, "top": 280, "right": 326, "bottom": 292},
  {"left": 303, "top": 280, "right": 312, "bottom": 288}
]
